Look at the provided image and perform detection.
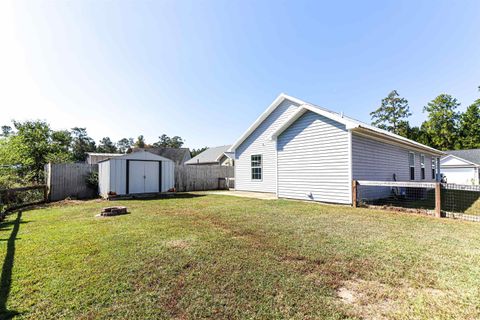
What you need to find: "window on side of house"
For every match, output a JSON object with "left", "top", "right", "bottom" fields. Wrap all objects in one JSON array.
[
  {"left": 420, "top": 154, "right": 425, "bottom": 180},
  {"left": 251, "top": 154, "right": 262, "bottom": 180},
  {"left": 409, "top": 152, "right": 415, "bottom": 180},
  {"left": 431, "top": 158, "right": 436, "bottom": 180}
]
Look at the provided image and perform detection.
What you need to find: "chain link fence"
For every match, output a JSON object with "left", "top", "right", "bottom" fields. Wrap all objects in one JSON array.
[{"left": 354, "top": 180, "right": 480, "bottom": 221}]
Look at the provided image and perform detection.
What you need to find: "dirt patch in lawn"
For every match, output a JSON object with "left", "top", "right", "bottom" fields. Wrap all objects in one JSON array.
[
  {"left": 166, "top": 239, "right": 191, "bottom": 249},
  {"left": 337, "top": 278, "right": 451, "bottom": 320}
]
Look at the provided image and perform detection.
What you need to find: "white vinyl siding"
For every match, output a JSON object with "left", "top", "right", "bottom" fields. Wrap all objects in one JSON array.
[
  {"left": 235, "top": 99, "right": 300, "bottom": 193},
  {"left": 276, "top": 111, "right": 350, "bottom": 204},
  {"left": 352, "top": 133, "right": 437, "bottom": 200}
]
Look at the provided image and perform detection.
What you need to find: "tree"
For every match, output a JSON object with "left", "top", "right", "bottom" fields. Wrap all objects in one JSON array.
[
  {"left": 12, "top": 120, "right": 53, "bottom": 182},
  {"left": 0, "top": 120, "right": 72, "bottom": 183},
  {"left": 405, "top": 124, "right": 431, "bottom": 146},
  {"left": 422, "top": 94, "right": 460, "bottom": 150},
  {"left": 153, "top": 134, "right": 185, "bottom": 148},
  {"left": 191, "top": 147, "right": 208, "bottom": 158},
  {"left": 71, "top": 127, "right": 96, "bottom": 162},
  {"left": 134, "top": 135, "right": 146, "bottom": 148},
  {"left": 153, "top": 134, "right": 170, "bottom": 148},
  {"left": 169, "top": 136, "right": 184, "bottom": 148},
  {"left": 97, "top": 137, "right": 118, "bottom": 153},
  {"left": 49, "top": 130, "right": 73, "bottom": 163},
  {"left": 370, "top": 90, "right": 412, "bottom": 136},
  {"left": 458, "top": 99, "right": 480, "bottom": 149},
  {"left": 117, "top": 138, "right": 134, "bottom": 153},
  {"left": 1, "top": 125, "right": 13, "bottom": 137}
]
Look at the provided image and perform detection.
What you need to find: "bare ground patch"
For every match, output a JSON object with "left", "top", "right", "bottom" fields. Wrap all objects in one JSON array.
[
  {"left": 166, "top": 239, "right": 191, "bottom": 249},
  {"left": 336, "top": 278, "right": 454, "bottom": 320}
]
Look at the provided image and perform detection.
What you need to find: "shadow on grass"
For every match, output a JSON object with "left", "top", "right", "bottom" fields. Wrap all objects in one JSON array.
[{"left": 0, "top": 211, "right": 22, "bottom": 319}]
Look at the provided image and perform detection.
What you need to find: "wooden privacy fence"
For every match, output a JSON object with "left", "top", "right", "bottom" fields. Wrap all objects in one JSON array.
[
  {"left": 175, "top": 165, "right": 234, "bottom": 192},
  {"left": 45, "top": 163, "right": 98, "bottom": 201},
  {"left": 353, "top": 180, "right": 480, "bottom": 221},
  {"left": 0, "top": 185, "right": 48, "bottom": 219}
]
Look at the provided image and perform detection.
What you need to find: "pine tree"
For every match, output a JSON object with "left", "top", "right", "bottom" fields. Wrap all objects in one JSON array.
[{"left": 370, "top": 90, "right": 411, "bottom": 136}]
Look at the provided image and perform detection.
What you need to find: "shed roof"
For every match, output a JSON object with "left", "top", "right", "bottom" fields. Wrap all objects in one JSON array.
[
  {"left": 185, "top": 145, "right": 231, "bottom": 165},
  {"left": 445, "top": 149, "right": 480, "bottom": 165},
  {"left": 86, "top": 152, "right": 124, "bottom": 157},
  {"left": 229, "top": 93, "right": 444, "bottom": 156}
]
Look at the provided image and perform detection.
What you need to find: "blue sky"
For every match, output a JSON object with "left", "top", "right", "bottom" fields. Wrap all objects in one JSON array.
[{"left": 1, "top": 0, "right": 479, "bottom": 149}]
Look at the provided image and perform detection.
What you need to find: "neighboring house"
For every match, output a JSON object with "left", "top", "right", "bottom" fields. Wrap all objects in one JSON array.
[
  {"left": 185, "top": 145, "right": 234, "bottom": 166},
  {"left": 132, "top": 147, "right": 191, "bottom": 165},
  {"left": 86, "top": 152, "right": 123, "bottom": 164},
  {"left": 440, "top": 149, "right": 480, "bottom": 185},
  {"left": 228, "top": 93, "right": 444, "bottom": 204}
]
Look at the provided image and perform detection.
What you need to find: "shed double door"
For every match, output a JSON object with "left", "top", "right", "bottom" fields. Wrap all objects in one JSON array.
[{"left": 128, "top": 161, "right": 160, "bottom": 194}]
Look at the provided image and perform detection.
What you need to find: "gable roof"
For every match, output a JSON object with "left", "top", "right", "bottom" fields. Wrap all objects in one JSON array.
[
  {"left": 132, "top": 147, "right": 191, "bottom": 164},
  {"left": 229, "top": 93, "right": 444, "bottom": 156},
  {"left": 185, "top": 145, "right": 232, "bottom": 165},
  {"left": 444, "top": 149, "right": 480, "bottom": 166}
]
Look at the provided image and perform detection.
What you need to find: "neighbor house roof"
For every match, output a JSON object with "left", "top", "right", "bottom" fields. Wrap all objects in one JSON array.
[
  {"left": 185, "top": 145, "right": 232, "bottom": 165},
  {"left": 132, "top": 147, "right": 191, "bottom": 165},
  {"left": 229, "top": 93, "right": 444, "bottom": 156},
  {"left": 445, "top": 149, "right": 480, "bottom": 166}
]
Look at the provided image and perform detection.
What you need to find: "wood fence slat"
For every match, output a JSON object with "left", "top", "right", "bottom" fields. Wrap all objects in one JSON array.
[{"left": 174, "top": 165, "right": 234, "bottom": 192}]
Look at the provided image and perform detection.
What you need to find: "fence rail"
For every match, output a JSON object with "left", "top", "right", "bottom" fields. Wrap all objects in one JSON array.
[
  {"left": 0, "top": 185, "right": 48, "bottom": 219},
  {"left": 353, "top": 180, "right": 480, "bottom": 221}
]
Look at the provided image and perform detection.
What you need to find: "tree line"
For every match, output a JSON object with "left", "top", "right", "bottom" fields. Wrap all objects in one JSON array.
[
  {"left": 370, "top": 86, "right": 480, "bottom": 150},
  {"left": 0, "top": 122, "right": 210, "bottom": 187}
]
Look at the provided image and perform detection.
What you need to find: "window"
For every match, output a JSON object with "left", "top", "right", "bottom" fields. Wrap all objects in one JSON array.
[
  {"left": 432, "top": 158, "right": 436, "bottom": 180},
  {"left": 420, "top": 154, "right": 425, "bottom": 180},
  {"left": 409, "top": 152, "right": 415, "bottom": 180},
  {"left": 251, "top": 155, "right": 262, "bottom": 180}
]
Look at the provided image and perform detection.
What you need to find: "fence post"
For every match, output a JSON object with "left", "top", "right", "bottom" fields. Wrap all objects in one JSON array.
[
  {"left": 435, "top": 182, "right": 441, "bottom": 218},
  {"left": 352, "top": 180, "right": 358, "bottom": 208}
]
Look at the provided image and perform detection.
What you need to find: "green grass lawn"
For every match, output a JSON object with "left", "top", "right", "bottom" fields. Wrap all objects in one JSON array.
[{"left": 1, "top": 194, "right": 480, "bottom": 319}]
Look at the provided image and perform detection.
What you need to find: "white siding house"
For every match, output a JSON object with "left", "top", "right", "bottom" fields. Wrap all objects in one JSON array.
[
  {"left": 234, "top": 99, "right": 301, "bottom": 193},
  {"left": 229, "top": 93, "right": 444, "bottom": 205},
  {"left": 440, "top": 150, "right": 480, "bottom": 185},
  {"left": 98, "top": 150, "right": 175, "bottom": 198}
]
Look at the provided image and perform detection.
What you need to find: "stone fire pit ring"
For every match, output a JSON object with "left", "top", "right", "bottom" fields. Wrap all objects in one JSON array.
[{"left": 98, "top": 206, "right": 128, "bottom": 217}]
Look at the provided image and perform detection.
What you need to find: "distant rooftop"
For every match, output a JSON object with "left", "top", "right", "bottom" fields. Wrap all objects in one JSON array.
[
  {"left": 185, "top": 145, "right": 232, "bottom": 165},
  {"left": 446, "top": 149, "right": 480, "bottom": 165},
  {"left": 132, "top": 147, "right": 191, "bottom": 165}
]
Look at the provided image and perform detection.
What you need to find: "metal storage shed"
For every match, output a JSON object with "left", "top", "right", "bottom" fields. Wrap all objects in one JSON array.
[{"left": 98, "top": 150, "right": 175, "bottom": 198}]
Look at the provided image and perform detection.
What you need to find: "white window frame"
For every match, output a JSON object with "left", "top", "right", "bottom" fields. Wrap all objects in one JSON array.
[
  {"left": 251, "top": 154, "right": 262, "bottom": 181},
  {"left": 409, "top": 152, "right": 415, "bottom": 180},
  {"left": 420, "top": 154, "right": 425, "bottom": 180}
]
